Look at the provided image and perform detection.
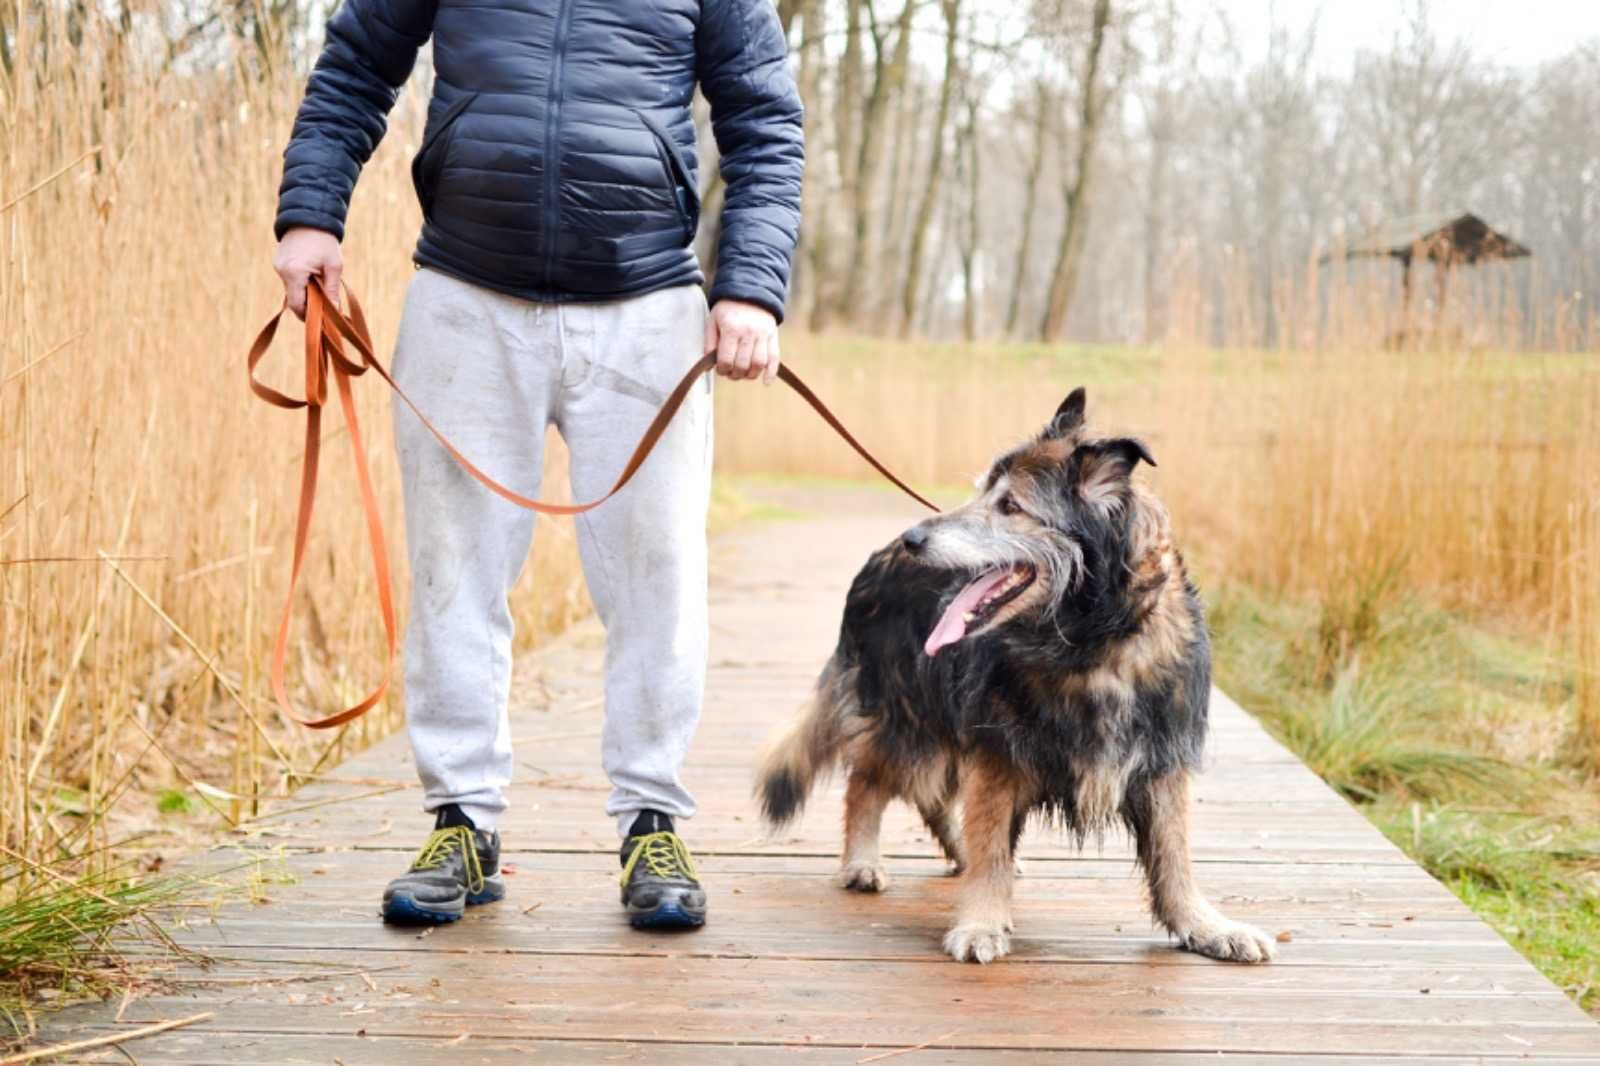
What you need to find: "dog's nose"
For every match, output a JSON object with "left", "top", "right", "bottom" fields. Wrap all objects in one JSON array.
[{"left": 902, "top": 525, "right": 929, "bottom": 554}]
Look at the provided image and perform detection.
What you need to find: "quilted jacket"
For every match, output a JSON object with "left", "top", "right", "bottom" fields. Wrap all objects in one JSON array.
[{"left": 275, "top": 0, "right": 804, "bottom": 320}]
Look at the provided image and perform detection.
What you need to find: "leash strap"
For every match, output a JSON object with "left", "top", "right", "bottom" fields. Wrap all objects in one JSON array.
[{"left": 248, "top": 278, "right": 937, "bottom": 728}]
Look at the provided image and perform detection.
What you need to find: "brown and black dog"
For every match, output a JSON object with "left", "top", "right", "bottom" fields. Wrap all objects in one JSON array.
[{"left": 756, "top": 388, "right": 1274, "bottom": 965}]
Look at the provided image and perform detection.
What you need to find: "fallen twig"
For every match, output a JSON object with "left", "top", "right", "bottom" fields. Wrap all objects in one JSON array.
[
  {"left": 856, "top": 1029, "right": 962, "bottom": 1064},
  {"left": 0, "top": 1011, "right": 212, "bottom": 1064},
  {"left": 239, "top": 784, "right": 411, "bottom": 825}
]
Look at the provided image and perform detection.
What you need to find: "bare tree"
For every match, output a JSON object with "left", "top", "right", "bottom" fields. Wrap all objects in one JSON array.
[
  {"left": 898, "top": 0, "right": 962, "bottom": 336},
  {"left": 955, "top": 91, "right": 982, "bottom": 341},
  {"left": 1039, "top": 0, "right": 1113, "bottom": 342},
  {"left": 1347, "top": 0, "right": 1520, "bottom": 217},
  {"left": 836, "top": 0, "right": 918, "bottom": 324},
  {"left": 1004, "top": 82, "right": 1053, "bottom": 338}
]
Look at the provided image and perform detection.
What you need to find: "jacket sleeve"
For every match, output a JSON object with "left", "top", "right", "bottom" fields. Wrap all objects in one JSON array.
[
  {"left": 274, "top": 0, "right": 436, "bottom": 241},
  {"left": 696, "top": 0, "right": 805, "bottom": 323}
]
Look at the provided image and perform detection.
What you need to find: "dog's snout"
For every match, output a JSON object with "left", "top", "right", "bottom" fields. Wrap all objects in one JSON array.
[{"left": 902, "top": 524, "right": 930, "bottom": 554}]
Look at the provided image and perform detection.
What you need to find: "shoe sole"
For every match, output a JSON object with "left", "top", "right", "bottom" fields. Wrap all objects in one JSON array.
[{"left": 382, "top": 876, "right": 505, "bottom": 925}]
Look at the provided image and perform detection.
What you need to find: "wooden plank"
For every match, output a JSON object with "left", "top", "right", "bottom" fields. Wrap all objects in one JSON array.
[
  {"left": 45, "top": 956, "right": 1600, "bottom": 1057},
  {"left": 65, "top": 1030, "right": 1599, "bottom": 1066}
]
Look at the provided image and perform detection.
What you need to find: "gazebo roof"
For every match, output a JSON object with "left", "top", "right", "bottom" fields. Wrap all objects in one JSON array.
[{"left": 1334, "top": 211, "right": 1531, "bottom": 265}]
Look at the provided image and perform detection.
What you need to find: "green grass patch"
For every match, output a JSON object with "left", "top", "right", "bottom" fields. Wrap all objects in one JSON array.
[
  {"left": 0, "top": 857, "right": 192, "bottom": 1045},
  {"left": 1207, "top": 578, "right": 1599, "bottom": 1014},
  {"left": 1372, "top": 802, "right": 1600, "bottom": 1010}
]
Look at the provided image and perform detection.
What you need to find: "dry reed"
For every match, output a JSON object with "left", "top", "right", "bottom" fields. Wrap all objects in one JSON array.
[{"left": 1, "top": 9, "right": 589, "bottom": 869}]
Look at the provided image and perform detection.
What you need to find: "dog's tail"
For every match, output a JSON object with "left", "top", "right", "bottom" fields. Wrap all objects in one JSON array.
[{"left": 755, "top": 689, "right": 846, "bottom": 828}]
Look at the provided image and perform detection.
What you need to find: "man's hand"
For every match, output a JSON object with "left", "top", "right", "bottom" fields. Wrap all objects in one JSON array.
[
  {"left": 274, "top": 227, "right": 344, "bottom": 318},
  {"left": 706, "top": 298, "right": 780, "bottom": 384}
]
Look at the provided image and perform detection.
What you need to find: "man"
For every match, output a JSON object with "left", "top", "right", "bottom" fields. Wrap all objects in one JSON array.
[{"left": 273, "top": 0, "right": 803, "bottom": 929}]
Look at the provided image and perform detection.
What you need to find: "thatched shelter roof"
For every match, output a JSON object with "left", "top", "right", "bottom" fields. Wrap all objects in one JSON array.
[{"left": 1332, "top": 211, "right": 1532, "bottom": 265}]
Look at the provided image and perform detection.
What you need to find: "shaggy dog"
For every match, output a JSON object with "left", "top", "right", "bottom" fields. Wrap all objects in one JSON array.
[{"left": 755, "top": 388, "right": 1274, "bottom": 964}]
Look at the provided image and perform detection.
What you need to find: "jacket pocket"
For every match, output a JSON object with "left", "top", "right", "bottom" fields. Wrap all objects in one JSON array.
[
  {"left": 412, "top": 92, "right": 479, "bottom": 222},
  {"left": 637, "top": 110, "right": 700, "bottom": 243}
]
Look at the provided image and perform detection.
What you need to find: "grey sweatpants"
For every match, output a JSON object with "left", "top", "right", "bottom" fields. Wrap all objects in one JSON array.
[{"left": 390, "top": 268, "right": 712, "bottom": 837}]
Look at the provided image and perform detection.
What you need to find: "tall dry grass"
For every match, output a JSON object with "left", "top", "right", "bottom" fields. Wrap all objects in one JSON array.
[{"left": 1, "top": 11, "right": 588, "bottom": 870}]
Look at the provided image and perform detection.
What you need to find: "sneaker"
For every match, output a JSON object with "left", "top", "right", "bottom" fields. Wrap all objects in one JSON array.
[
  {"left": 381, "top": 805, "right": 505, "bottom": 924},
  {"left": 619, "top": 811, "right": 706, "bottom": 930}
]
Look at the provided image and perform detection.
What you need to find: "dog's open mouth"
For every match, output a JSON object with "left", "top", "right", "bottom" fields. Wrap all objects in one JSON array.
[{"left": 923, "top": 564, "right": 1037, "bottom": 657}]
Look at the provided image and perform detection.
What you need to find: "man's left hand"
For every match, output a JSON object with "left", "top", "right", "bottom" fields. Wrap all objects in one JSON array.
[{"left": 706, "top": 298, "right": 780, "bottom": 385}]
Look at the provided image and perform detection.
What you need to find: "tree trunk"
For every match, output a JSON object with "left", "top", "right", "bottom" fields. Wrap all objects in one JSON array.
[
  {"left": 835, "top": 0, "right": 916, "bottom": 325},
  {"left": 958, "top": 94, "right": 981, "bottom": 341},
  {"left": 897, "top": 0, "right": 962, "bottom": 338},
  {"left": 836, "top": 0, "right": 865, "bottom": 208},
  {"left": 1141, "top": 90, "right": 1172, "bottom": 344},
  {"left": 1004, "top": 82, "right": 1051, "bottom": 338},
  {"left": 795, "top": 0, "right": 830, "bottom": 329},
  {"left": 1039, "top": 0, "right": 1112, "bottom": 343}
]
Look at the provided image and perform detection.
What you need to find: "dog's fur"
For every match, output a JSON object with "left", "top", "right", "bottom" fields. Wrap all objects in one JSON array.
[{"left": 756, "top": 388, "right": 1273, "bottom": 964}]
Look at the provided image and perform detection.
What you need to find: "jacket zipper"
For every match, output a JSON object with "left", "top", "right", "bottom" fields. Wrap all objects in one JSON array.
[{"left": 541, "top": 0, "right": 576, "bottom": 284}]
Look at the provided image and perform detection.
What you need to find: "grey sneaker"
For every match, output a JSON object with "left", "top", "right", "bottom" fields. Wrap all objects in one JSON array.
[
  {"left": 619, "top": 811, "right": 706, "bottom": 930},
  {"left": 381, "top": 806, "right": 504, "bottom": 924}
]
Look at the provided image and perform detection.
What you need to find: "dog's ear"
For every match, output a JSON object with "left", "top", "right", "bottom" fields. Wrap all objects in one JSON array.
[
  {"left": 1070, "top": 437, "right": 1156, "bottom": 508},
  {"left": 1043, "top": 387, "right": 1087, "bottom": 439}
]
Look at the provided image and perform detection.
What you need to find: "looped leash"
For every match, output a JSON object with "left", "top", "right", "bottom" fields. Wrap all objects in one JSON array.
[{"left": 248, "top": 278, "right": 937, "bottom": 728}]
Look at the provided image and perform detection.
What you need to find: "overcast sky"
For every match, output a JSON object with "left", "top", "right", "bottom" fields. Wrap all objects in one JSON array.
[{"left": 1216, "top": 0, "right": 1600, "bottom": 69}]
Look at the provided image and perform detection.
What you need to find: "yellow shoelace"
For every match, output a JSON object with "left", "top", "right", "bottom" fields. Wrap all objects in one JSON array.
[
  {"left": 620, "top": 831, "right": 699, "bottom": 887},
  {"left": 409, "top": 826, "right": 486, "bottom": 894}
]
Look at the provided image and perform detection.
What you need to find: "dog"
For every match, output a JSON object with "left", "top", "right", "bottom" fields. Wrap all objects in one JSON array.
[{"left": 755, "top": 387, "right": 1274, "bottom": 965}]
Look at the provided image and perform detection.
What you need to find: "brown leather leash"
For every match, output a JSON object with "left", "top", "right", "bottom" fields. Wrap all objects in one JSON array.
[{"left": 248, "top": 278, "right": 937, "bottom": 729}]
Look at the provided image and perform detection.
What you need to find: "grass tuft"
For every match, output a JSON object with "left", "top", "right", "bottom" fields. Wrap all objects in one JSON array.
[
  {"left": 0, "top": 855, "right": 191, "bottom": 1047},
  {"left": 1273, "top": 662, "right": 1524, "bottom": 804}
]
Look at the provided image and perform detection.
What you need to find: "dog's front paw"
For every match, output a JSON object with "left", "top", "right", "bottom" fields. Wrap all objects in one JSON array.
[
  {"left": 943, "top": 923, "right": 1012, "bottom": 964},
  {"left": 838, "top": 861, "right": 889, "bottom": 893},
  {"left": 1181, "top": 919, "right": 1275, "bottom": 963}
]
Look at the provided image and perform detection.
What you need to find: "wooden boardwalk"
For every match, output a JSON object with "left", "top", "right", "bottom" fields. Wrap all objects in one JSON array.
[{"left": 45, "top": 491, "right": 1600, "bottom": 1063}]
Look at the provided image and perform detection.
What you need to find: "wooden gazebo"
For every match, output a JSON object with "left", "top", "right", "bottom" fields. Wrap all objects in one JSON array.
[{"left": 1330, "top": 211, "right": 1531, "bottom": 314}]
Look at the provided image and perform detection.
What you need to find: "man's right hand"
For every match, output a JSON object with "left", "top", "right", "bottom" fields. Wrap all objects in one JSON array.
[{"left": 274, "top": 227, "right": 343, "bottom": 318}]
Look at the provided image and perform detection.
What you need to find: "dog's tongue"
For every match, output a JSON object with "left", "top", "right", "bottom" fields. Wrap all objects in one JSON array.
[{"left": 925, "top": 570, "right": 1013, "bottom": 657}]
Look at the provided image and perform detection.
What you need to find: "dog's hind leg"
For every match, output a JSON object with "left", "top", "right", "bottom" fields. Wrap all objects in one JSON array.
[
  {"left": 1125, "top": 771, "right": 1274, "bottom": 963},
  {"left": 917, "top": 799, "right": 965, "bottom": 874},
  {"left": 943, "top": 756, "right": 1023, "bottom": 963},
  {"left": 838, "top": 767, "right": 892, "bottom": 892}
]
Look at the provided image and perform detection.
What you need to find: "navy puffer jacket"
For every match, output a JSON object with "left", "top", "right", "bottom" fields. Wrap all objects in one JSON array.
[{"left": 275, "top": 0, "right": 804, "bottom": 320}]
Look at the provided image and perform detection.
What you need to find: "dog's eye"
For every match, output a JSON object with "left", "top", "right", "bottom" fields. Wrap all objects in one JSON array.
[{"left": 997, "top": 494, "right": 1021, "bottom": 517}]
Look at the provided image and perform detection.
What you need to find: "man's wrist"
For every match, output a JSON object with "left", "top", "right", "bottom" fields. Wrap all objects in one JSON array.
[{"left": 708, "top": 285, "right": 784, "bottom": 325}]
